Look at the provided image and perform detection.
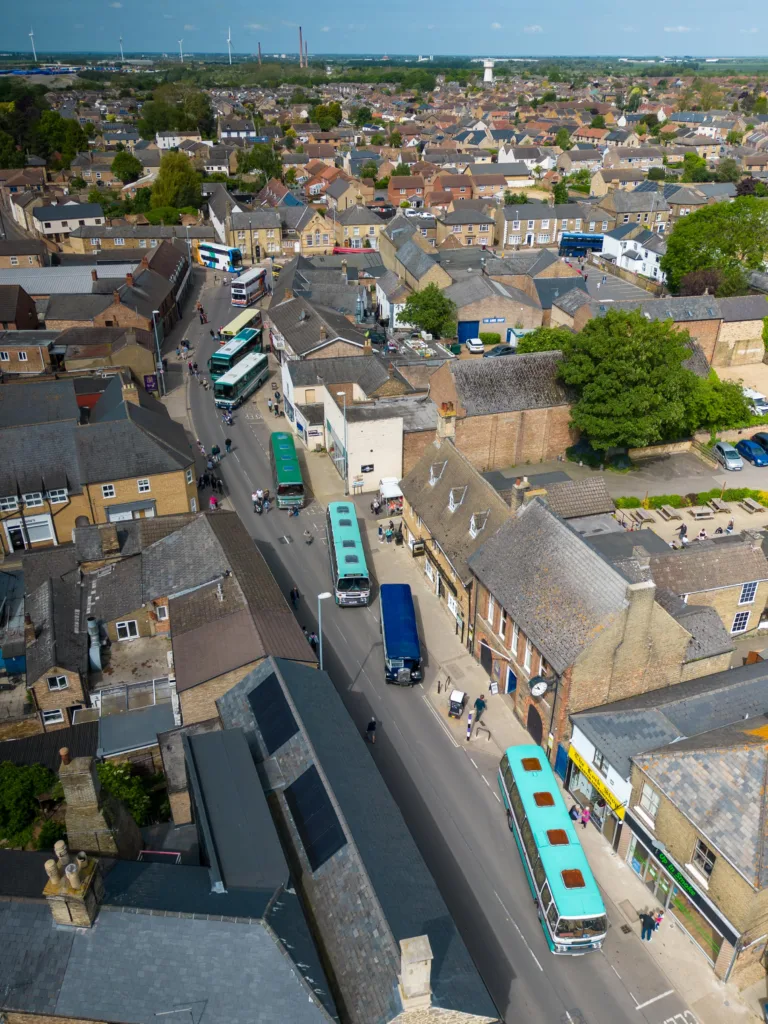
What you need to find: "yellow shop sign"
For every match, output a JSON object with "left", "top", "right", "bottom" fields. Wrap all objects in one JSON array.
[{"left": 568, "top": 746, "right": 625, "bottom": 819}]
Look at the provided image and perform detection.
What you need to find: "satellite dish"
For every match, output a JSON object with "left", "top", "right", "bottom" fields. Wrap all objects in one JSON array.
[{"left": 530, "top": 676, "right": 549, "bottom": 698}]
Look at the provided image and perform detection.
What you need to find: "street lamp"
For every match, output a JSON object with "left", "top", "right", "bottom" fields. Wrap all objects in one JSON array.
[
  {"left": 336, "top": 391, "right": 348, "bottom": 495},
  {"left": 317, "top": 592, "right": 332, "bottom": 671},
  {"left": 184, "top": 223, "right": 191, "bottom": 264},
  {"left": 151, "top": 310, "right": 166, "bottom": 397}
]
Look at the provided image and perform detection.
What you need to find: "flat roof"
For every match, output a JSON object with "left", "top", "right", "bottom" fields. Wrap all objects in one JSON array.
[{"left": 0, "top": 266, "right": 138, "bottom": 295}]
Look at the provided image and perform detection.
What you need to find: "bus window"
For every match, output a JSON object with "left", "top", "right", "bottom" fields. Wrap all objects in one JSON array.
[
  {"left": 277, "top": 483, "right": 304, "bottom": 496},
  {"left": 337, "top": 574, "right": 369, "bottom": 592},
  {"left": 520, "top": 819, "right": 537, "bottom": 863},
  {"left": 547, "top": 903, "right": 558, "bottom": 931},
  {"left": 539, "top": 882, "right": 552, "bottom": 910},
  {"left": 533, "top": 856, "right": 546, "bottom": 890},
  {"left": 556, "top": 916, "right": 607, "bottom": 939}
]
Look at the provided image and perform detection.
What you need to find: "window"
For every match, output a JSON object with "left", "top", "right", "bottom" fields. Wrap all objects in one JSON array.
[
  {"left": 498, "top": 609, "right": 507, "bottom": 641},
  {"left": 638, "top": 781, "right": 660, "bottom": 822},
  {"left": 139, "top": 239, "right": 147, "bottom": 248},
  {"left": 602, "top": 221, "right": 608, "bottom": 231},
  {"left": 42, "top": 709, "right": 64, "bottom": 726},
  {"left": 692, "top": 838, "right": 716, "bottom": 879},
  {"left": 0, "top": 352, "right": 8, "bottom": 362},
  {"left": 9, "top": 256, "right": 18, "bottom": 266},
  {"left": 90, "top": 238, "right": 99, "bottom": 246},
  {"left": 47, "top": 675, "right": 69, "bottom": 691},
  {"left": 47, "top": 489, "right": 68, "bottom": 504},
  {"left": 0, "top": 495, "right": 18, "bottom": 511},
  {"left": 116, "top": 619, "right": 139, "bottom": 641},
  {"left": 537, "top": 234, "right": 550, "bottom": 243},
  {"left": 527, "top": 220, "right": 534, "bottom": 229},
  {"left": 487, "top": 593, "right": 496, "bottom": 622},
  {"left": 524, "top": 638, "right": 532, "bottom": 671},
  {"left": 150, "top": 238, "right": 157, "bottom": 247},
  {"left": 541, "top": 219, "right": 550, "bottom": 229},
  {"left": 137, "top": 478, "right": 151, "bottom": 493},
  {"left": 512, "top": 220, "right": 520, "bottom": 230},
  {"left": 732, "top": 611, "right": 750, "bottom": 634},
  {"left": 18, "top": 352, "right": 27, "bottom": 362},
  {"left": 589, "top": 221, "right": 595, "bottom": 231},
  {"left": 28, "top": 256, "right": 34, "bottom": 265},
  {"left": 156, "top": 604, "right": 169, "bottom": 621},
  {"left": 512, "top": 622, "right": 519, "bottom": 654},
  {"left": 574, "top": 219, "right": 581, "bottom": 230},
  {"left": 190, "top": 497, "right": 197, "bottom": 512},
  {"left": 101, "top": 484, "right": 116, "bottom": 499},
  {"left": 114, "top": 237, "right": 125, "bottom": 246},
  {"left": 593, "top": 749, "right": 607, "bottom": 773},
  {"left": 510, "top": 235, "right": 522, "bottom": 244},
  {"left": 186, "top": 467, "right": 194, "bottom": 485},
  {"left": 60, "top": 222, "right": 69, "bottom": 228},
  {"left": 739, "top": 581, "right": 758, "bottom": 605},
  {"left": 452, "top": 224, "right": 462, "bottom": 233},
  {"left": 447, "top": 593, "right": 460, "bottom": 619},
  {"left": 44, "top": 223, "right": 51, "bottom": 229},
  {"left": 23, "top": 492, "right": 43, "bottom": 507}
]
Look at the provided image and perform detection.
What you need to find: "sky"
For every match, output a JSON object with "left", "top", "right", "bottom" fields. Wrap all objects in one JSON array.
[{"left": 5, "top": 0, "right": 768, "bottom": 58}]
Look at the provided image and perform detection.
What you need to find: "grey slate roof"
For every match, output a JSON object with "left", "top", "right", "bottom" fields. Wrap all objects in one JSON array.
[
  {"left": 653, "top": 588, "right": 734, "bottom": 663},
  {"left": 0, "top": 721, "right": 98, "bottom": 772},
  {"left": 287, "top": 354, "right": 391, "bottom": 394},
  {"left": 469, "top": 499, "right": 631, "bottom": 673},
  {"left": 451, "top": 350, "right": 572, "bottom": 416},
  {"left": 98, "top": 702, "right": 175, "bottom": 757},
  {"left": 543, "top": 477, "right": 615, "bottom": 519},
  {"left": 0, "top": 901, "right": 76, "bottom": 1015},
  {"left": 649, "top": 538, "right": 768, "bottom": 595},
  {"left": 400, "top": 440, "right": 510, "bottom": 583},
  {"left": 33, "top": 202, "right": 103, "bottom": 222},
  {"left": 335, "top": 205, "right": 385, "bottom": 226},
  {"left": 395, "top": 238, "right": 438, "bottom": 281},
  {"left": 0, "top": 380, "right": 79, "bottom": 427},
  {"left": 268, "top": 298, "right": 368, "bottom": 358},
  {"left": 444, "top": 274, "right": 538, "bottom": 311},
  {"left": 25, "top": 578, "right": 87, "bottom": 685}
]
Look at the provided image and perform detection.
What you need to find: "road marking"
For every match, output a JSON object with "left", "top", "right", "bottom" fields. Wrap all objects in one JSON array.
[
  {"left": 422, "top": 695, "right": 459, "bottom": 747},
  {"left": 493, "top": 890, "right": 544, "bottom": 972},
  {"left": 611, "top": 964, "right": 622, "bottom": 980},
  {"left": 470, "top": 759, "right": 479, "bottom": 769},
  {"left": 481, "top": 776, "right": 490, "bottom": 788},
  {"left": 634, "top": 990, "right": 674, "bottom": 1011},
  {"left": 493, "top": 791, "right": 501, "bottom": 802}
]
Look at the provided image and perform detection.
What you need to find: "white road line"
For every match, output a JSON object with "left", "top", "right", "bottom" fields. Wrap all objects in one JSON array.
[
  {"left": 470, "top": 759, "right": 479, "bottom": 770},
  {"left": 634, "top": 990, "right": 674, "bottom": 1011},
  {"left": 422, "top": 695, "right": 459, "bottom": 747},
  {"left": 611, "top": 964, "right": 622, "bottom": 980},
  {"left": 482, "top": 776, "right": 490, "bottom": 788},
  {"left": 493, "top": 890, "right": 544, "bottom": 972}
]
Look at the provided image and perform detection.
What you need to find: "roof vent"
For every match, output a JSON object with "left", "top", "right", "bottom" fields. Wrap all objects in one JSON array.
[{"left": 298, "top": 309, "right": 308, "bottom": 322}]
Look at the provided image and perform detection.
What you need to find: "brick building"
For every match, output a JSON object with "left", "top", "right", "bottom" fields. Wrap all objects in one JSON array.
[
  {"left": 0, "top": 284, "right": 39, "bottom": 331},
  {"left": 266, "top": 297, "right": 370, "bottom": 363},
  {"left": 0, "top": 330, "right": 56, "bottom": 374},
  {"left": 0, "top": 239, "right": 50, "bottom": 269},
  {"left": 444, "top": 273, "right": 543, "bottom": 344},
  {"left": 427, "top": 351, "right": 575, "bottom": 470}
]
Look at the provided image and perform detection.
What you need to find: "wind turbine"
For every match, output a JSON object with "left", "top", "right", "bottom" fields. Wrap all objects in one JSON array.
[
  {"left": 29, "top": 27, "right": 37, "bottom": 63},
  {"left": 119, "top": 34, "right": 124, "bottom": 62},
  {"left": 178, "top": 39, "right": 184, "bottom": 63},
  {"left": 227, "top": 27, "right": 232, "bottom": 65}
]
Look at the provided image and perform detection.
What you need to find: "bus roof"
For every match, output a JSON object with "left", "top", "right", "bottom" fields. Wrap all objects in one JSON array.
[
  {"left": 270, "top": 432, "right": 302, "bottom": 485},
  {"left": 215, "top": 351, "right": 267, "bottom": 386},
  {"left": 503, "top": 744, "right": 605, "bottom": 918},
  {"left": 233, "top": 267, "right": 266, "bottom": 286},
  {"left": 327, "top": 502, "right": 368, "bottom": 580},
  {"left": 215, "top": 328, "right": 262, "bottom": 358}
]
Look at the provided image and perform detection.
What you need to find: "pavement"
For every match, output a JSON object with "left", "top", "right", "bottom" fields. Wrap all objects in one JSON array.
[{"left": 158, "top": 266, "right": 762, "bottom": 1024}]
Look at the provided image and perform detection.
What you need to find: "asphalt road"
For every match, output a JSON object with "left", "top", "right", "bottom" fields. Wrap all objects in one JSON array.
[{"left": 178, "top": 273, "right": 699, "bottom": 1024}]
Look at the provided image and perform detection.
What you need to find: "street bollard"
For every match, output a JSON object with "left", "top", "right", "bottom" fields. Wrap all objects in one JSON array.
[{"left": 466, "top": 709, "right": 473, "bottom": 741}]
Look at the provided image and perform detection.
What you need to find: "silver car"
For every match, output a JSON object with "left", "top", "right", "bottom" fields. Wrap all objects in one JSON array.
[{"left": 712, "top": 441, "right": 743, "bottom": 471}]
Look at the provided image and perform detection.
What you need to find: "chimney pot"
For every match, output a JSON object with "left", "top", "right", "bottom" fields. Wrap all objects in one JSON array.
[
  {"left": 65, "top": 862, "right": 81, "bottom": 890},
  {"left": 45, "top": 859, "right": 61, "bottom": 884},
  {"left": 60, "top": 747, "right": 71, "bottom": 766},
  {"left": 76, "top": 851, "right": 88, "bottom": 870},
  {"left": 91, "top": 269, "right": 98, "bottom": 282},
  {"left": 112, "top": 289, "right": 121, "bottom": 305},
  {"left": 319, "top": 324, "right": 327, "bottom": 340},
  {"left": 54, "top": 839, "right": 71, "bottom": 870},
  {"left": 140, "top": 255, "right": 149, "bottom": 269},
  {"left": 125, "top": 272, "right": 134, "bottom": 288}
]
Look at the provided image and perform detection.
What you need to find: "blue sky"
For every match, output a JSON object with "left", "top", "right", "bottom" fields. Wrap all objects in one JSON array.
[{"left": 5, "top": 0, "right": 768, "bottom": 57}]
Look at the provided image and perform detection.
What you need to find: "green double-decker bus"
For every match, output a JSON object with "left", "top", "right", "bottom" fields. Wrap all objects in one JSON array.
[
  {"left": 326, "top": 501, "right": 371, "bottom": 606},
  {"left": 269, "top": 432, "right": 305, "bottom": 509},
  {"left": 498, "top": 744, "right": 607, "bottom": 954},
  {"left": 213, "top": 352, "right": 269, "bottom": 410},
  {"left": 208, "top": 327, "right": 263, "bottom": 382}
]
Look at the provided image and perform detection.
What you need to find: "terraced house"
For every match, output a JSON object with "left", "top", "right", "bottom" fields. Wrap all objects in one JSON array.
[{"left": 0, "top": 375, "right": 197, "bottom": 557}]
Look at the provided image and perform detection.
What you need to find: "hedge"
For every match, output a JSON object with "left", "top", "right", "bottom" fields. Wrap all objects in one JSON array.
[
  {"left": 479, "top": 332, "right": 501, "bottom": 345},
  {"left": 616, "top": 487, "right": 768, "bottom": 510},
  {"left": 615, "top": 496, "right": 641, "bottom": 508}
]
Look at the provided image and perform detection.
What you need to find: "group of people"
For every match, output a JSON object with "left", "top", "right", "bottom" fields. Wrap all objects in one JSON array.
[
  {"left": 569, "top": 803, "right": 592, "bottom": 829},
  {"left": 302, "top": 626, "right": 319, "bottom": 653},
  {"left": 640, "top": 908, "right": 665, "bottom": 942},
  {"left": 378, "top": 521, "right": 399, "bottom": 544},
  {"left": 267, "top": 391, "right": 283, "bottom": 419},
  {"left": 251, "top": 487, "right": 271, "bottom": 513},
  {"left": 672, "top": 519, "right": 734, "bottom": 548}
]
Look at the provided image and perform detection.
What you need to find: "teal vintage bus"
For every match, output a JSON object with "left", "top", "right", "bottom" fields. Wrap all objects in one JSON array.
[
  {"left": 325, "top": 502, "right": 371, "bottom": 606},
  {"left": 498, "top": 744, "right": 607, "bottom": 954},
  {"left": 269, "top": 432, "right": 305, "bottom": 509},
  {"left": 213, "top": 352, "right": 269, "bottom": 409},
  {"left": 208, "top": 327, "right": 263, "bottom": 382}
]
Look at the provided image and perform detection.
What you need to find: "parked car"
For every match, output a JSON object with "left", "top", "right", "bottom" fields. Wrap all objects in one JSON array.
[
  {"left": 753, "top": 399, "right": 768, "bottom": 416},
  {"left": 712, "top": 441, "right": 743, "bottom": 471},
  {"left": 736, "top": 439, "right": 768, "bottom": 466},
  {"left": 464, "top": 338, "right": 485, "bottom": 354},
  {"left": 484, "top": 344, "right": 516, "bottom": 358},
  {"left": 751, "top": 432, "right": 768, "bottom": 453}
]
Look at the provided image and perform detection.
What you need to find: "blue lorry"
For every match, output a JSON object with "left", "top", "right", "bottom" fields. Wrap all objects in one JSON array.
[{"left": 380, "top": 583, "right": 422, "bottom": 685}]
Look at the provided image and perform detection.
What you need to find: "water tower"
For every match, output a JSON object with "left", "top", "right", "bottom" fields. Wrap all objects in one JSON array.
[{"left": 483, "top": 59, "right": 495, "bottom": 85}]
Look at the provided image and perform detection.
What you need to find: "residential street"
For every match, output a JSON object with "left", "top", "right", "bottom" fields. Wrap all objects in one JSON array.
[{"left": 166, "top": 270, "right": 703, "bottom": 1024}]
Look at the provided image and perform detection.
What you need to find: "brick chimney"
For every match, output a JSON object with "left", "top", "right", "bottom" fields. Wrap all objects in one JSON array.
[
  {"left": 436, "top": 400, "right": 456, "bottom": 440},
  {"left": 43, "top": 842, "right": 104, "bottom": 929},
  {"left": 125, "top": 272, "right": 134, "bottom": 288},
  {"left": 284, "top": 287, "right": 293, "bottom": 299},
  {"left": 24, "top": 613, "right": 36, "bottom": 647},
  {"left": 121, "top": 378, "right": 140, "bottom": 405},
  {"left": 91, "top": 269, "right": 98, "bottom": 282},
  {"left": 100, "top": 523, "right": 121, "bottom": 555},
  {"left": 58, "top": 754, "right": 142, "bottom": 858},
  {"left": 112, "top": 290, "right": 121, "bottom": 305},
  {"left": 398, "top": 935, "right": 433, "bottom": 1011},
  {"left": 140, "top": 255, "right": 149, "bottom": 269},
  {"left": 509, "top": 476, "right": 530, "bottom": 512},
  {"left": 319, "top": 324, "right": 327, "bottom": 340}
]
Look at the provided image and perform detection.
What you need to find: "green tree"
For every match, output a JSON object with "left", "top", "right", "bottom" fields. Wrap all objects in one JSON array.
[
  {"left": 391, "top": 163, "right": 412, "bottom": 176},
  {"left": 111, "top": 150, "right": 142, "bottom": 184},
  {"left": 0, "top": 762, "right": 56, "bottom": 845},
  {"left": 555, "top": 127, "right": 572, "bottom": 150},
  {"left": 726, "top": 130, "right": 743, "bottom": 146},
  {"left": 590, "top": 114, "right": 606, "bottom": 128},
  {"left": 284, "top": 167, "right": 297, "bottom": 185},
  {"left": 504, "top": 190, "right": 529, "bottom": 205},
  {"left": 311, "top": 102, "right": 342, "bottom": 131},
  {"left": 681, "top": 152, "right": 711, "bottom": 183},
  {"left": 684, "top": 373, "right": 751, "bottom": 433},
  {"left": 715, "top": 157, "right": 741, "bottom": 184},
  {"left": 68, "top": 175, "right": 87, "bottom": 190},
  {"left": 647, "top": 166, "right": 665, "bottom": 181},
  {"left": 754, "top": 97, "right": 768, "bottom": 116},
  {"left": 151, "top": 151, "right": 200, "bottom": 210},
  {"left": 397, "top": 283, "right": 457, "bottom": 338},
  {"left": 360, "top": 160, "right": 379, "bottom": 180},
  {"left": 145, "top": 206, "right": 180, "bottom": 225},
  {"left": 354, "top": 106, "right": 372, "bottom": 127},
  {"left": 237, "top": 143, "right": 282, "bottom": 181},
  {"left": 517, "top": 326, "right": 575, "bottom": 353},
  {"left": 370, "top": 133, "right": 386, "bottom": 145},
  {"left": 552, "top": 181, "right": 569, "bottom": 204},
  {"left": 96, "top": 762, "right": 151, "bottom": 826},
  {"left": 32, "top": 110, "right": 89, "bottom": 168},
  {"left": 0, "top": 129, "right": 24, "bottom": 168},
  {"left": 389, "top": 130, "right": 402, "bottom": 148},
  {"left": 660, "top": 197, "right": 768, "bottom": 292}
]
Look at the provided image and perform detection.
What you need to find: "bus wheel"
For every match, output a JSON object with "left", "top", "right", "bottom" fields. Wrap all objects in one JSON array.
[{"left": 506, "top": 810, "right": 514, "bottom": 832}]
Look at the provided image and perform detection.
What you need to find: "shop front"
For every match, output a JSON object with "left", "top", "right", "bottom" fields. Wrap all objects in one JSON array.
[
  {"left": 565, "top": 733, "right": 630, "bottom": 851},
  {"left": 624, "top": 812, "right": 739, "bottom": 968}
]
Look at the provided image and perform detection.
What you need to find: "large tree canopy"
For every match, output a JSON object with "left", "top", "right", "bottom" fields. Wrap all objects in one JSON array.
[
  {"left": 397, "top": 283, "right": 457, "bottom": 338},
  {"left": 151, "top": 151, "right": 200, "bottom": 210},
  {"left": 111, "top": 151, "right": 143, "bottom": 184},
  {"left": 660, "top": 197, "right": 768, "bottom": 293}
]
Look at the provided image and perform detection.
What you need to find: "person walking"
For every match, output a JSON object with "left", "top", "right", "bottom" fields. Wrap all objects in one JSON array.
[
  {"left": 274, "top": 403, "right": 280, "bottom": 417},
  {"left": 302, "top": 626, "right": 310, "bottom": 643},
  {"left": 640, "top": 911, "right": 656, "bottom": 941},
  {"left": 188, "top": 361, "right": 194, "bottom": 375},
  {"left": 580, "top": 805, "right": 591, "bottom": 830},
  {"left": 225, "top": 438, "right": 232, "bottom": 454},
  {"left": 366, "top": 718, "right": 377, "bottom": 744},
  {"left": 309, "top": 632, "right": 319, "bottom": 654},
  {"left": 216, "top": 477, "right": 224, "bottom": 495},
  {"left": 378, "top": 524, "right": 384, "bottom": 543},
  {"left": 677, "top": 522, "right": 687, "bottom": 539},
  {"left": 211, "top": 444, "right": 221, "bottom": 462},
  {"left": 474, "top": 694, "right": 487, "bottom": 723},
  {"left": 654, "top": 909, "right": 665, "bottom": 933},
  {"left": 289, "top": 585, "right": 300, "bottom": 608}
]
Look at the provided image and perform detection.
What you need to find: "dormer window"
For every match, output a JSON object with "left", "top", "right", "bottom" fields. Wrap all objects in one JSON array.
[
  {"left": 429, "top": 461, "right": 447, "bottom": 486},
  {"left": 469, "top": 510, "right": 490, "bottom": 539},
  {"left": 448, "top": 486, "right": 467, "bottom": 512}
]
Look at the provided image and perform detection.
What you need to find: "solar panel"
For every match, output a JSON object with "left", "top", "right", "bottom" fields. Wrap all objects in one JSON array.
[
  {"left": 248, "top": 672, "right": 299, "bottom": 755},
  {"left": 284, "top": 765, "right": 347, "bottom": 871}
]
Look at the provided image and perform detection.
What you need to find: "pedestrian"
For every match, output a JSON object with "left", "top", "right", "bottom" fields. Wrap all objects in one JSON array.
[
  {"left": 188, "top": 361, "right": 194, "bottom": 375},
  {"left": 654, "top": 910, "right": 664, "bottom": 932},
  {"left": 199, "top": 311, "right": 205, "bottom": 324},
  {"left": 211, "top": 444, "right": 221, "bottom": 460},
  {"left": 596, "top": 281, "right": 601, "bottom": 290},
  {"left": 196, "top": 439, "right": 205, "bottom": 454},
  {"left": 289, "top": 585, "right": 300, "bottom": 608},
  {"left": 225, "top": 438, "right": 232, "bottom": 453},
  {"left": 677, "top": 522, "right": 687, "bottom": 539},
  {"left": 207, "top": 458, "right": 214, "bottom": 472},
  {"left": 474, "top": 694, "right": 487, "bottom": 723},
  {"left": 268, "top": 398, "right": 273, "bottom": 413},
  {"left": 197, "top": 474, "right": 205, "bottom": 490},
  {"left": 366, "top": 717, "right": 377, "bottom": 744},
  {"left": 698, "top": 528, "right": 708, "bottom": 541},
  {"left": 309, "top": 632, "right": 319, "bottom": 654},
  {"left": 209, "top": 493, "right": 218, "bottom": 511},
  {"left": 274, "top": 390, "right": 281, "bottom": 402},
  {"left": 210, "top": 329, "right": 215, "bottom": 342},
  {"left": 640, "top": 911, "right": 656, "bottom": 941},
  {"left": 726, "top": 518, "right": 734, "bottom": 534},
  {"left": 580, "top": 806, "right": 591, "bottom": 830},
  {"left": 385, "top": 524, "right": 393, "bottom": 543},
  {"left": 378, "top": 524, "right": 384, "bottom": 543},
  {"left": 216, "top": 477, "right": 224, "bottom": 495},
  {"left": 175, "top": 346, "right": 181, "bottom": 358},
  {"left": 602, "top": 274, "right": 607, "bottom": 284},
  {"left": 274, "top": 403, "right": 280, "bottom": 417},
  {"left": 303, "top": 626, "right": 309, "bottom": 642},
  {"left": 193, "top": 362, "right": 199, "bottom": 374}
]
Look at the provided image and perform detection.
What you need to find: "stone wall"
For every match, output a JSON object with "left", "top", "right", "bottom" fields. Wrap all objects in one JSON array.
[{"left": 454, "top": 406, "right": 575, "bottom": 471}]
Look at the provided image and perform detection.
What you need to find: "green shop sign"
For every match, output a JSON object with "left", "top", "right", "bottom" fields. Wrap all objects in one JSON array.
[{"left": 656, "top": 850, "right": 697, "bottom": 898}]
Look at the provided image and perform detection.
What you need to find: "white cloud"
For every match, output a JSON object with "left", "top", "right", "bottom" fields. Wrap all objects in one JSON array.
[
  {"left": 491, "top": 22, "right": 502, "bottom": 30},
  {"left": 523, "top": 24, "right": 543, "bottom": 33},
  {"left": 163, "top": 13, "right": 172, "bottom": 18},
  {"left": 183, "top": 23, "right": 196, "bottom": 31},
  {"left": 740, "top": 26, "right": 759, "bottom": 33},
  {"left": 109, "top": 2, "right": 122, "bottom": 7},
  {"left": 664, "top": 25, "right": 691, "bottom": 32},
  {"left": 321, "top": 25, "right": 330, "bottom": 32}
]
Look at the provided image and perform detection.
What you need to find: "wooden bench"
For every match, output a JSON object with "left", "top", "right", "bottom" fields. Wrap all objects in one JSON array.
[
  {"left": 688, "top": 506, "right": 714, "bottom": 520},
  {"left": 708, "top": 498, "right": 731, "bottom": 514},
  {"left": 658, "top": 505, "right": 682, "bottom": 521},
  {"left": 632, "top": 508, "right": 656, "bottom": 526},
  {"left": 740, "top": 497, "right": 765, "bottom": 514}
]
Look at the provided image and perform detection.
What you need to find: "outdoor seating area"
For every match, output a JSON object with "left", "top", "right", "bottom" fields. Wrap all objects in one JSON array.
[
  {"left": 740, "top": 497, "right": 765, "bottom": 514},
  {"left": 688, "top": 506, "right": 714, "bottom": 520}
]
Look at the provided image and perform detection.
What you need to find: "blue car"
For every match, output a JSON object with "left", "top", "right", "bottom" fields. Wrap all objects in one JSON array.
[{"left": 736, "top": 439, "right": 768, "bottom": 466}]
